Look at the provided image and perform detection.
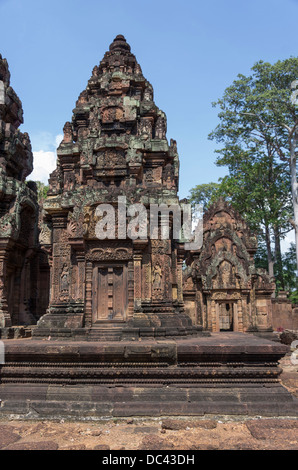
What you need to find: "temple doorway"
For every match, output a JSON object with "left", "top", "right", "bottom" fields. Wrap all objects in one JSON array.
[
  {"left": 92, "top": 263, "right": 128, "bottom": 323},
  {"left": 219, "top": 302, "right": 234, "bottom": 331}
]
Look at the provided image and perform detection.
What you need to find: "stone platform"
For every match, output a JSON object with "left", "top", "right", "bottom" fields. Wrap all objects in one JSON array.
[{"left": 0, "top": 333, "right": 297, "bottom": 419}]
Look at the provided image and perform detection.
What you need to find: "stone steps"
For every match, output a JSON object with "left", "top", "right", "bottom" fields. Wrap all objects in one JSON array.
[{"left": 87, "top": 328, "right": 122, "bottom": 341}]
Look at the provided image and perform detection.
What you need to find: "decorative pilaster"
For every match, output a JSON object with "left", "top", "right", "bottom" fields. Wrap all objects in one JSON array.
[
  {"left": 85, "top": 261, "right": 93, "bottom": 327},
  {"left": 133, "top": 252, "right": 143, "bottom": 311},
  {"left": 132, "top": 240, "right": 147, "bottom": 312},
  {"left": 142, "top": 252, "right": 152, "bottom": 301},
  {"left": 0, "top": 249, "right": 10, "bottom": 327},
  {"left": 211, "top": 300, "right": 217, "bottom": 332},
  {"left": 237, "top": 299, "right": 244, "bottom": 332},
  {"left": 50, "top": 215, "right": 69, "bottom": 305},
  {"left": 176, "top": 244, "right": 185, "bottom": 304},
  {"left": 77, "top": 252, "right": 86, "bottom": 302}
]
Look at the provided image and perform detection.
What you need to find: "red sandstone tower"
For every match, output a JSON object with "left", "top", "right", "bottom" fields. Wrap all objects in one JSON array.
[{"left": 35, "top": 35, "right": 200, "bottom": 339}]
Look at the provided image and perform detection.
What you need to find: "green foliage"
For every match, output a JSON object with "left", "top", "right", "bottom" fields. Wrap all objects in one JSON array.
[
  {"left": 282, "top": 243, "right": 298, "bottom": 300},
  {"left": 208, "top": 57, "right": 298, "bottom": 281},
  {"left": 254, "top": 241, "right": 298, "bottom": 297},
  {"left": 188, "top": 182, "right": 221, "bottom": 211},
  {"left": 209, "top": 58, "right": 295, "bottom": 232},
  {"left": 290, "top": 290, "right": 298, "bottom": 304},
  {"left": 254, "top": 241, "right": 269, "bottom": 271},
  {"left": 35, "top": 181, "right": 49, "bottom": 202}
]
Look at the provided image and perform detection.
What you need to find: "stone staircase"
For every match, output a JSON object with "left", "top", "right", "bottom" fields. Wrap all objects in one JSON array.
[{"left": 87, "top": 327, "right": 123, "bottom": 341}]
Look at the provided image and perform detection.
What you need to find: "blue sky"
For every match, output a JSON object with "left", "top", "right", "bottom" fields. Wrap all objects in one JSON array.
[{"left": 0, "top": 0, "right": 298, "bottom": 204}]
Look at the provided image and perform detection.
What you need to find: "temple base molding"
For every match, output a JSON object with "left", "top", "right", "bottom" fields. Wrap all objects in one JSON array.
[{"left": 0, "top": 333, "right": 297, "bottom": 419}]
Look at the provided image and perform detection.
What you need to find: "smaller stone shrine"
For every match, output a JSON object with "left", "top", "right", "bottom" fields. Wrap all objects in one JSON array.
[
  {"left": 0, "top": 54, "right": 40, "bottom": 331},
  {"left": 183, "top": 199, "right": 276, "bottom": 334}
]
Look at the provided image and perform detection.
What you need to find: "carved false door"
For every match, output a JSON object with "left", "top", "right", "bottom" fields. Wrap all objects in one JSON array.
[
  {"left": 92, "top": 264, "right": 128, "bottom": 323},
  {"left": 219, "top": 302, "right": 233, "bottom": 331}
]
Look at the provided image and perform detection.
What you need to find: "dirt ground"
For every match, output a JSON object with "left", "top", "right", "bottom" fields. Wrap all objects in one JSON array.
[{"left": 0, "top": 355, "right": 297, "bottom": 451}]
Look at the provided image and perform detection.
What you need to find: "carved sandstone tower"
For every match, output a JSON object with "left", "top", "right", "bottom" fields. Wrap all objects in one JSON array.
[
  {"left": 0, "top": 54, "right": 39, "bottom": 329},
  {"left": 36, "top": 35, "right": 199, "bottom": 339}
]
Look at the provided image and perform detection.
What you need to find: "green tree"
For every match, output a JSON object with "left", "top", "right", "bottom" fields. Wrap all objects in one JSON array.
[
  {"left": 188, "top": 182, "right": 220, "bottom": 211},
  {"left": 209, "top": 58, "right": 298, "bottom": 280},
  {"left": 215, "top": 154, "right": 291, "bottom": 284},
  {"left": 282, "top": 243, "right": 298, "bottom": 303},
  {"left": 35, "top": 181, "right": 49, "bottom": 203}
]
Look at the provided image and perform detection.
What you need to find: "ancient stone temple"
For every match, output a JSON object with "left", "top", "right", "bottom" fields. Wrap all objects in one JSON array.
[
  {"left": 0, "top": 54, "right": 40, "bottom": 331},
  {"left": 183, "top": 199, "right": 275, "bottom": 334},
  {"left": 0, "top": 38, "right": 297, "bottom": 419},
  {"left": 35, "top": 34, "right": 196, "bottom": 339}
]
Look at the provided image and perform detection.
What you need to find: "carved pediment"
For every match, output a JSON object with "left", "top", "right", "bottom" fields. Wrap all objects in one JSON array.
[
  {"left": 96, "top": 149, "right": 126, "bottom": 169},
  {"left": 102, "top": 106, "right": 124, "bottom": 123},
  {"left": 86, "top": 245, "right": 132, "bottom": 261}
]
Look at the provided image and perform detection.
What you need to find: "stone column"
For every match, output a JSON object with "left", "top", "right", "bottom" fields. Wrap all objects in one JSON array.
[
  {"left": 211, "top": 300, "right": 220, "bottom": 332},
  {"left": 171, "top": 250, "right": 178, "bottom": 302},
  {"left": 50, "top": 215, "right": 69, "bottom": 305},
  {"left": 142, "top": 253, "right": 152, "bottom": 302},
  {"left": 237, "top": 299, "right": 244, "bottom": 332},
  {"left": 133, "top": 252, "right": 142, "bottom": 311},
  {"left": 85, "top": 261, "right": 93, "bottom": 327},
  {"left": 46, "top": 247, "right": 53, "bottom": 309},
  {"left": 211, "top": 300, "right": 217, "bottom": 332},
  {"left": 176, "top": 248, "right": 184, "bottom": 304},
  {"left": 127, "top": 261, "right": 135, "bottom": 318},
  {"left": 19, "top": 258, "right": 29, "bottom": 324},
  {"left": 0, "top": 249, "right": 11, "bottom": 327},
  {"left": 77, "top": 253, "right": 85, "bottom": 301},
  {"left": 196, "top": 290, "right": 203, "bottom": 327},
  {"left": 251, "top": 281, "right": 257, "bottom": 330},
  {"left": 133, "top": 240, "right": 147, "bottom": 312}
]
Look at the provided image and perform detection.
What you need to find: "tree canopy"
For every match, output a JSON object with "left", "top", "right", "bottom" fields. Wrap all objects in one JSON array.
[{"left": 208, "top": 57, "right": 298, "bottom": 286}]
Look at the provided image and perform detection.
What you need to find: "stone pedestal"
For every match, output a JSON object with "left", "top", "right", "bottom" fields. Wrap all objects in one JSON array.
[{"left": 0, "top": 333, "right": 296, "bottom": 418}]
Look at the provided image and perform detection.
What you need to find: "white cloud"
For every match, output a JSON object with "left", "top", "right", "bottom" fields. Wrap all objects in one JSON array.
[
  {"left": 30, "top": 150, "right": 57, "bottom": 184},
  {"left": 55, "top": 134, "right": 63, "bottom": 147},
  {"left": 28, "top": 132, "right": 62, "bottom": 184}
]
